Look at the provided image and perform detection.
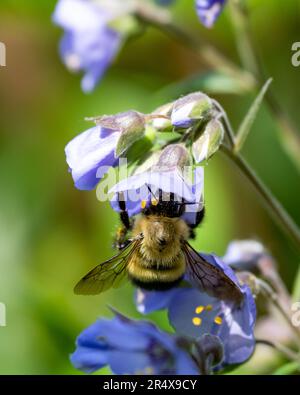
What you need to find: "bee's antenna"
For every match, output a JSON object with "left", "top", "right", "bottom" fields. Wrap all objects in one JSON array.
[{"left": 147, "top": 185, "right": 158, "bottom": 201}]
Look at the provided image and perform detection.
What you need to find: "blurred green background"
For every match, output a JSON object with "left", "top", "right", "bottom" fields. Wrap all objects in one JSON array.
[{"left": 0, "top": 0, "right": 299, "bottom": 374}]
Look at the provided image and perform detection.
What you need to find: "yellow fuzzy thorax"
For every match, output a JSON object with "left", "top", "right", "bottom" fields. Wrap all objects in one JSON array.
[{"left": 128, "top": 215, "right": 190, "bottom": 284}]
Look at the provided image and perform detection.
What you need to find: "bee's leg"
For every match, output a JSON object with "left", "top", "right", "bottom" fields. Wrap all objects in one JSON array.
[
  {"left": 114, "top": 193, "right": 133, "bottom": 250},
  {"left": 188, "top": 206, "right": 205, "bottom": 239}
]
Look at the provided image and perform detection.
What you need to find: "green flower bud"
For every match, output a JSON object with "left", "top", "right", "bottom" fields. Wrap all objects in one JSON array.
[
  {"left": 171, "top": 92, "right": 214, "bottom": 131},
  {"left": 150, "top": 102, "right": 174, "bottom": 133},
  {"left": 154, "top": 144, "right": 191, "bottom": 172},
  {"left": 192, "top": 119, "right": 224, "bottom": 163}
]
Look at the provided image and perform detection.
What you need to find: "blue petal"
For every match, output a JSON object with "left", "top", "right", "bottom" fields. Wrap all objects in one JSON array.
[
  {"left": 53, "top": 0, "right": 108, "bottom": 31},
  {"left": 108, "top": 350, "right": 150, "bottom": 374},
  {"left": 175, "top": 350, "right": 200, "bottom": 375},
  {"left": 71, "top": 313, "right": 200, "bottom": 375},
  {"left": 109, "top": 167, "right": 204, "bottom": 217},
  {"left": 168, "top": 288, "right": 220, "bottom": 338},
  {"left": 65, "top": 126, "right": 119, "bottom": 190},
  {"left": 109, "top": 170, "right": 195, "bottom": 202},
  {"left": 135, "top": 288, "right": 181, "bottom": 314},
  {"left": 196, "top": 0, "right": 227, "bottom": 28},
  {"left": 222, "top": 239, "right": 266, "bottom": 267},
  {"left": 53, "top": 0, "right": 122, "bottom": 92},
  {"left": 70, "top": 347, "right": 108, "bottom": 373}
]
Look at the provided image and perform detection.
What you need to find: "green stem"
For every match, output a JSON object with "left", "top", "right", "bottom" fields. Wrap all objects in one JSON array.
[
  {"left": 221, "top": 145, "right": 300, "bottom": 251},
  {"left": 256, "top": 279, "right": 300, "bottom": 346},
  {"left": 135, "top": 3, "right": 256, "bottom": 92},
  {"left": 228, "top": 0, "right": 260, "bottom": 77}
]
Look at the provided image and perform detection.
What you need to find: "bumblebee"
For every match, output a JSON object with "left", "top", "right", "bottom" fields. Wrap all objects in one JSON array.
[{"left": 74, "top": 190, "right": 242, "bottom": 302}]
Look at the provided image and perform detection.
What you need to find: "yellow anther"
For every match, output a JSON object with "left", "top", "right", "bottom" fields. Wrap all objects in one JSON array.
[
  {"left": 192, "top": 317, "right": 202, "bottom": 326},
  {"left": 205, "top": 304, "right": 213, "bottom": 311},
  {"left": 214, "top": 316, "right": 223, "bottom": 325},
  {"left": 151, "top": 198, "right": 158, "bottom": 206},
  {"left": 141, "top": 200, "right": 147, "bottom": 209},
  {"left": 195, "top": 306, "right": 204, "bottom": 314}
]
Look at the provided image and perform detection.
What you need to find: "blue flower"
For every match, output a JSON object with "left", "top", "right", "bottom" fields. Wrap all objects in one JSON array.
[
  {"left": 196, "top": 0, "right": 227, "bottom": 28},
  {"left": 53, "top": 0, "right": 124, "bottom": 92},
  {"left": 135, "top": 253, "right": 256, "bottom": 368},
  {"left": 109, "top": 145, "right": 204, "bottom": 218},
  {"left": 71, "top": 311, "right": 201, "bottom": 374},
  {"left": 65, "top": 125, "right": 119, "bottom": 190},
  {"left": 65, "top": 110, "right": 147, "bottom": 190},
  {"left": 223, "top": 239, "right": 267, "bottom": 268},
  {"left": 156, "top": 0, "right": 227, "bottom": 28}
]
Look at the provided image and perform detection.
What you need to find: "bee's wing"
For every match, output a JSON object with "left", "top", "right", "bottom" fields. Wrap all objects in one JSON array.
[
  {"left": 74, "top": 237, "right": 142, "bottom": 295},
  {"left": 182, "top": 241, "right": 243, "bottom": 303}
]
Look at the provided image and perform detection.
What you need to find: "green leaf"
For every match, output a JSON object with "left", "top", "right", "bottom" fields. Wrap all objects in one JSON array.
[
  {"left": 234, "top": 78, "right": 273, "bottom": 153},
  {"left": 272, "top": 361, "right": 300, "bottom": 375},
  {"left": 192, "top": 119, "right": 224, "bottom": 163}
]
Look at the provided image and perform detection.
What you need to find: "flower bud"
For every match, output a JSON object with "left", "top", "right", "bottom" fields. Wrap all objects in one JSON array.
[
  {"left": 154, "top": 144, "right": 191, "bottom": 172},
  {"left": 192, "top": 118, "right": 224, "bottom": 163},
  {"left": 171, "top": 92, "right": 213, "bottom": 130},
  {"left": 92, "top": 110, "right": 145, "bottom": 157},
  {"left": 150, "top": 102, "right": 174, "bottom": 133}
]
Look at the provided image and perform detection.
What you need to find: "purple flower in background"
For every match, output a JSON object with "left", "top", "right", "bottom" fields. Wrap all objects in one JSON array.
[
  {"left": 71, "top": 311, "right": 200, "bottom": 374},
  {"left": 196, "top": 0, "right": 227, "bottom": 28},
  {"left": 136, "top": 252, "right": 256, "bottom": 368},
  {"left": 223, "top": 240, "right": 266, "bottom": 268},
  {"left": 155, "top": 0, "right": 227, "bottom": 28},
  {"left": 53, "top": 0, "right": 125, "bottom": 92}
]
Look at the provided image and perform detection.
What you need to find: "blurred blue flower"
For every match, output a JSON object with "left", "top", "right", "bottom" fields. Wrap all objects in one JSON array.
[
  {"left": 53, "top": 0, "right": 124, "bottom": 92},
  {"left": 71, "top": 311, "right": 200, "bottom": 374},
  {"left": 196, "top": 0, "right": 227, "bottom": 28},
  {"left": 155, "top": 0, "right": 226, "bottom": 28},
  {"left": 136, "top": 252, "right": 256, "bottom": 368},
  {"left": 223, "top": 239, "right": 267, "bottom": 268}
]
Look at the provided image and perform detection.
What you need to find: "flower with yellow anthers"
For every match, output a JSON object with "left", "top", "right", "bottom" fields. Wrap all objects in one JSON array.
[{"left": 135, "top": 251, "right": 256, "bottom": 369}]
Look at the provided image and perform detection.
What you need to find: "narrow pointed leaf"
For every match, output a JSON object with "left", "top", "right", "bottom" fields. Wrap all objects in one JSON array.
[{"left": 234, "top": 78, "right": 272, "bottom": 153}]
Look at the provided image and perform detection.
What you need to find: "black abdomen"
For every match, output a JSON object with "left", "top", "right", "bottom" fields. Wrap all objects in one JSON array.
[{"left": 129, "top": 275, "right": 183, "bottom": 291}]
